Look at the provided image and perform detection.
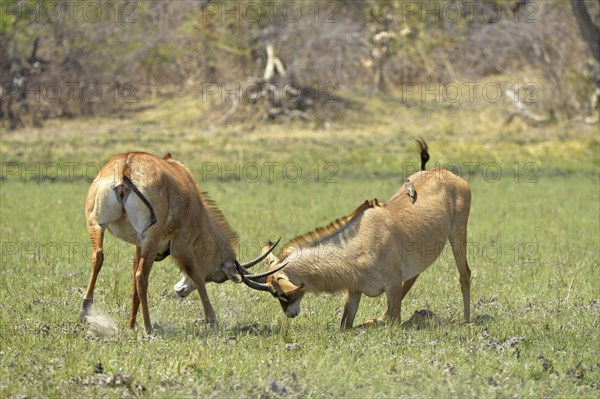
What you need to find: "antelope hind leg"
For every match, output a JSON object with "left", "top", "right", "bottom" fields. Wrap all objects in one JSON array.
[
  {"left": 128, "top": 246, "right": 141, "bottom": 329},
  {"left": 81, "top": 224, "right": 105, "bottom": 321},
  {"left": 381, "top": 282, "right": 404, "bottom": 326},
  {"left": 450, "top": 233, "right": 471, "bottom": 323},
  {"left": 368, "top": 276, "right": 420, "bottom": 326},
  {"left": 133, "top": 248, "right": 157, "bottom": 333}
]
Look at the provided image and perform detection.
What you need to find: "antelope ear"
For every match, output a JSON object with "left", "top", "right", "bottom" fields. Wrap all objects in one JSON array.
[
  {"left": 262, "top": 242, "right": 280, "bottom": 266},
  {"left": 221, "top": 261, "right": 242, "bottom": 283},
  {"left": 276, "top": 277, "right": 302, "bottom": 295}
]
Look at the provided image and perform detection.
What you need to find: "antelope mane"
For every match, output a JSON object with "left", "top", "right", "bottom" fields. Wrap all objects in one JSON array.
[
  {"left": 198, "top": 190, "right": 239, "bottom": 248},
  {"left": 279, "top": 199, "right": 383, "bottom": 259}
]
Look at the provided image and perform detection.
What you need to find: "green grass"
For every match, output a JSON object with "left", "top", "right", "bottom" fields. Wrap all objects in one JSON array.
[{"left": 0, "top": 93, "right": 599, "bottom": 398}]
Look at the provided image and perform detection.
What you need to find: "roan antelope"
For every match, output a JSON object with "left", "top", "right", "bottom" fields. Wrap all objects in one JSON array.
[
  {"left": 81, "top": 152, "right": 282, "bottom": 333},
  {"left": 237, "top": 140, "right": 472, "bottom": 329}
]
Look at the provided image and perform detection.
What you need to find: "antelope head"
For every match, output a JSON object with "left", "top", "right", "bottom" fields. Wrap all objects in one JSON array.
[
  {"left": 174, "top": 238, "right": 285, "bottom": 298},
  {"left": 236, "top": 241, "right": 305, "bottom": 318}
]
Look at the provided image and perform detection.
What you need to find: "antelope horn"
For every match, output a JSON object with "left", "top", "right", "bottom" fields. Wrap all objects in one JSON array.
[
  {"left": 243, "top": 261, "right": 288, "bottom": 283},
  {"left": 237, "top": 237, "right": 281, "bottom": 274},
  {"left": 239, "top": 276, "right": 272, "bottom": 293}
]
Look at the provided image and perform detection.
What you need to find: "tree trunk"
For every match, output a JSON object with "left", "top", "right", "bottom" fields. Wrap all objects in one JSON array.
[{"left": 571, "top": 0, "right": 600, "bottom": 63}]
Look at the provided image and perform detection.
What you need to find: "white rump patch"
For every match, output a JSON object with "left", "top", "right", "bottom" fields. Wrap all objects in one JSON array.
[{"left": 123, "top": 191, "right": 153, "bottom": 237}]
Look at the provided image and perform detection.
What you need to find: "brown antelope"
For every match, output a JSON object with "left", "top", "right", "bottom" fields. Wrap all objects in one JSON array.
[
  {"left": 82, "top": 152, "right": 282, "bottom": 333},
  {"left": 238, "top": 140, "right": 472, "bottom": 329}
]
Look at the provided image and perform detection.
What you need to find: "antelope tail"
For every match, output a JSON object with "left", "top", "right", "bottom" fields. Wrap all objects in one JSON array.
[{"left": 122, "top": 174, "right": 157, "bottom": 237}]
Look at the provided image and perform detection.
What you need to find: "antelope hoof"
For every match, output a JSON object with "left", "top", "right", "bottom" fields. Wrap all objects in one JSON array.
[
  {"left": 206, "top": 319, "right": 219, "bottom": 329},
  {"left": 79, "top": 299, "right": 93, "bottom": 321}
]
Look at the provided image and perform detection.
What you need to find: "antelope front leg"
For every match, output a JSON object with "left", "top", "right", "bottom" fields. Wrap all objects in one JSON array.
[
  {"left": 81, "top": 224, "right": 105, "bottom": 321},
  {"left": 195, "top": 278, "right": 217, "bottom": 326},
  {"left": 179, "top": 256, "right": 218, "bottom": 326},
  {"left": 340, "top": 291, "right": 362, "bottom": 330}
]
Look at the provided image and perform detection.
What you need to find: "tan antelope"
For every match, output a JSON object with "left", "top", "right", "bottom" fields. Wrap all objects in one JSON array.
[
  {"left": 82, "top": 152, "right": 282, "bottom": 333},
  {"left": 237, "top": 140, "right": 472, "bottom": 329}
]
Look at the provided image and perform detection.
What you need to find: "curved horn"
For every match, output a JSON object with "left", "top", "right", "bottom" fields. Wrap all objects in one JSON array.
[
  {"left": 237, "top": 237, "right": 281, "bottom": 273},
  {"left": 241, "top": 277, "right": 273, "bottom": 293},
  {"left": 239, "top": 275, "right": 273, "bottom": 293},
  {"left": 244, "top": 261, "right": 288, "bottom": 282}
]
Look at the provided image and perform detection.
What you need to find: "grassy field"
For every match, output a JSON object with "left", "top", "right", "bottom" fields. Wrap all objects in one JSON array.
[{"left": 0, "top": 92, "right": 599, "bottom": 398}]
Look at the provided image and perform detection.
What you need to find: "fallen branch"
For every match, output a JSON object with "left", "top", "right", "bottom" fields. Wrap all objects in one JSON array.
[{"left": 505, "top": 88, "right": 550, "bottom": 126}]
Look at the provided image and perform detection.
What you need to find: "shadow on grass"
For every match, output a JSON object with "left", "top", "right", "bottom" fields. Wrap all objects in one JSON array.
[
  {"left": 230, "top": 322, "right": 274, "bottom": 337},
  {"left": 354, "top": 309, "right": 495, "bottom": 330},
  {"left": 135, "top": 320, "right": 279, "bottom": 340}
]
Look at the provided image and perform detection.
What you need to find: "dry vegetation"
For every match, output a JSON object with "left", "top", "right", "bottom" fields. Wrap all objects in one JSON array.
[{"left": 1, "top": 0, "right": 599, "bottom": 127}]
